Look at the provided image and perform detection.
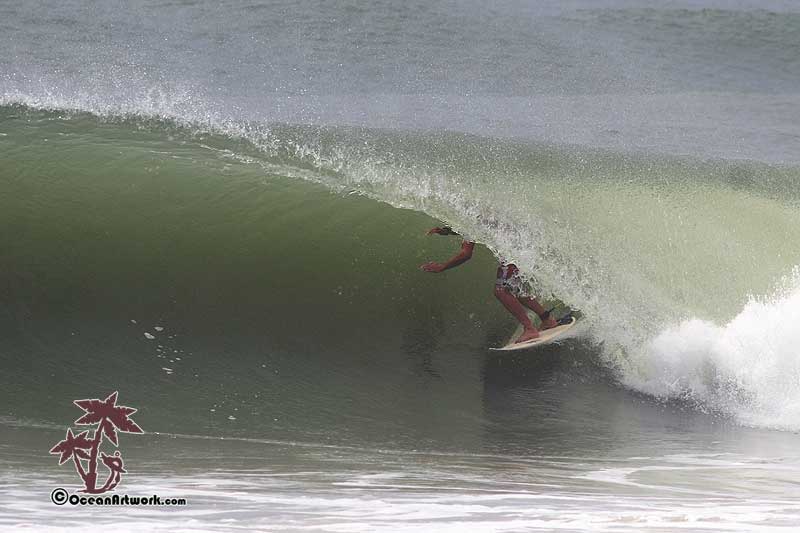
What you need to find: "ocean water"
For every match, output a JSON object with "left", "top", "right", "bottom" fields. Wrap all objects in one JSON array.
[{"left": 2, "top": 1, "right": 800, "bottom": 531}]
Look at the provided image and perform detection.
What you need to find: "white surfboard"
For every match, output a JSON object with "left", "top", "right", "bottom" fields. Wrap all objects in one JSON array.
[{"left": 489, "top": 316, "right": 577, "bottom": 352}]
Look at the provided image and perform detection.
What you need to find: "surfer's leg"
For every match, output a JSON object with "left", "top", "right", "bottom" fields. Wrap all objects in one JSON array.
[
  {"left": 518, "top": 297, "right": 558, "bottom": 329},
  {"left": 495, "top": 263, "right": 542, "bottom": 343},
  {"left": 494, "top": 287, "right": 540, "bottom": 342}
]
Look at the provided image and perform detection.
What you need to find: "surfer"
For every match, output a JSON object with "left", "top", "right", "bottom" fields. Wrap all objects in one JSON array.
[{"left": 421, "top": 226, "right": 558, "bottom": 343}]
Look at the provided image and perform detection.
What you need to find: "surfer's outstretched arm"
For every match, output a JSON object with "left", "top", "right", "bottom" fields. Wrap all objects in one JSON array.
[
  {"left": 421, "top": 227, "right": 474, "bottom": 273},
  {"left": 426, "top": 226, "right": 457, "bottom": 236}
]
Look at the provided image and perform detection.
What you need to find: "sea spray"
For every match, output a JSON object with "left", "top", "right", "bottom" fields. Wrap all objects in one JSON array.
[{"left": 630, "top": 269, "right": 800, "bottom": 429}]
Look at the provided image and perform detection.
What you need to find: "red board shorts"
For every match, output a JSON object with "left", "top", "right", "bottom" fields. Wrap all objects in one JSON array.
[{"left": 495, "top": 263, "right": 524, "bottom": 296}]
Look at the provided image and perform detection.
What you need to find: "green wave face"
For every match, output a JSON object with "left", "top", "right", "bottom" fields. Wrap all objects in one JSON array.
[{"left": 3, "top": 105, "right": 800, "bottom": 438}]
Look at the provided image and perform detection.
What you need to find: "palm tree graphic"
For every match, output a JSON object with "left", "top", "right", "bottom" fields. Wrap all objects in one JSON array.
[{"left": 50, "top": 391, "right": 143, "bottom": 493}]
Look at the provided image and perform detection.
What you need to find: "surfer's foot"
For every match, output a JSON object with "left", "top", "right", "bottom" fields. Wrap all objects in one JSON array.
[
  {"left": 515, "top": 327, "right": 541, "bottom": 344},
  {"left": 540, "top": 316, "right": 558, "bottom": 330}
]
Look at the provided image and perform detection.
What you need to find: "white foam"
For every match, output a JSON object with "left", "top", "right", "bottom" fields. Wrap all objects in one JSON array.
[{"left": 625, "top": 277, "right": 800, "bottom": 430}]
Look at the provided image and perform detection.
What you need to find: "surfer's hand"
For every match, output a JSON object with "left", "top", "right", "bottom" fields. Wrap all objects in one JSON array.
[
  {"left": 427, "top": 227, "right": 453, "bottom": 236},
  {"left": 420, "top": 262, "right": 446, "bottom": 273}
]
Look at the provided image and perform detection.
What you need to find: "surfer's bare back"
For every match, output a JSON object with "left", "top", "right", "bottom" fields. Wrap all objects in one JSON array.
[{"left": 421, "top": 226, "right": 557, "bottom": 344}]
